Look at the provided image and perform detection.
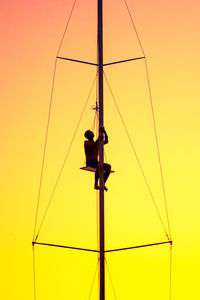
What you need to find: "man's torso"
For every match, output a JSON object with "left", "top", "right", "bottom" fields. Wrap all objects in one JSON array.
[{"left": 84, "top": 139, "right": 99, "bottom": 162}]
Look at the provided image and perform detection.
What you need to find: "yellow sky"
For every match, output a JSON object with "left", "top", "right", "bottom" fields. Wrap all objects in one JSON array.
[{"left": 1, "top": 0, "right": 200, "bottom": 299}]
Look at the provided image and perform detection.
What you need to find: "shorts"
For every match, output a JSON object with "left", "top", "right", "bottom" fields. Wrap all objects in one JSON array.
[
  {"left": 86, "top": 160, "right": 108, "bottom": 170},
  {"left": 86, "top": 160, "right": 99, "bottom": 168}
]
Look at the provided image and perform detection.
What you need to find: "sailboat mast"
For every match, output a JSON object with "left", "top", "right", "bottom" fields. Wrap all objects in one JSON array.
[{"left": 98, "top": 0, "right": 105, "bottom": 299}]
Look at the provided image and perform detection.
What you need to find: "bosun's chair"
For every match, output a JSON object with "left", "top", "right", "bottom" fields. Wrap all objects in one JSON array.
[{"left": 80, "top": 166, "right": 115, "bottom": 173}]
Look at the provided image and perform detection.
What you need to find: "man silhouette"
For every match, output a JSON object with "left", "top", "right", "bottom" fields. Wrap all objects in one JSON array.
[{"left": 84, "top": 127, "right": 111, "bottom": 191}]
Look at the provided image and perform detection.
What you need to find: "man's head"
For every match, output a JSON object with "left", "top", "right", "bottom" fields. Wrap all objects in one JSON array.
[{"left": 84, "top": 130, "right": 94, "bottom": 140}]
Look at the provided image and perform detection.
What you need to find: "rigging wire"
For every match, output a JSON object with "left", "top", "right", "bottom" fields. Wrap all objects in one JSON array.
[
  {"left": 33, "top": 59, "right": 57, "bottom": 241},
  {"left": 96, "top": 188, "right": 100, "bottom": 255},
  {"left": 35, "top": 74, "right": 98, "bottom": 241},
  {"left": 95, "top": 112, "right": 100, "bottom": 257},
  {"left": 105, "top": 258, "right": 118, "bottom": 300},
  {"left": 92, "top": 111, "right": 98, "bottom": 132},
  {"left": 88, "top": 259, "right": 100, "bottom": 300},
  {"left": 169, "top": 242, "right": 173, "bottom": 300},
  {"left": 123, "top": 0, "right": 171, "bottom": 240},
  {"left": 145, "top": 59, "right": 172, "bottom": 239},
  {"left": 57, "top": 0, "right": 77, "bottom": 57},
  {"left": 95, "top": 104, "right": 100, "bottom": 296},
  {"left": 33, "top": 0, "right": 77, "bottom": 242},
  {"left": 33, "top": 1, "right": 173, "bottom": 298},
  {"left": 83, "top": 85, "right": 99, "bottom": 167},
  {"left": 96, "top": 112, "right": 108, "bottom": 163},
  {"left": 104, "top": 71, "right": 169, "bottom": 240},
  {"left": 123, "top": 0, "right": 145, "bottom": 57},
  {"left": 32, "top": 245, "right": 36, "bottom": 300},
  {"left": 82, "top": 104, "right": 97, "bottom": 166}
]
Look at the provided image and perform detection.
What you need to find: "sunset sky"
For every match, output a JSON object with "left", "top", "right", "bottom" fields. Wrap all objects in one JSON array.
[{"left": 1, "top": 0, "right": 200, "bottom": 299}]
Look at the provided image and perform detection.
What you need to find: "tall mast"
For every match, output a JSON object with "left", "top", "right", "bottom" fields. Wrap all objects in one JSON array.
[{"left": 98, "top": 0, "right": 105, "bottom": 299}]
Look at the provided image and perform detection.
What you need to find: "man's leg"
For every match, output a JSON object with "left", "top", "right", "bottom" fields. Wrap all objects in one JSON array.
[
  {"left": 104, "top": 163, "right": 111, "bottom": 185},
  {"left": 94, "top": 164, "right": 100, "bottom": 189}
]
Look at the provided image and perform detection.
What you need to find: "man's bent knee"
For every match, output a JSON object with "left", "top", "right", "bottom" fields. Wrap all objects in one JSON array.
[{"left": 105, "top": 163, "right": 111, "bottom": 172}]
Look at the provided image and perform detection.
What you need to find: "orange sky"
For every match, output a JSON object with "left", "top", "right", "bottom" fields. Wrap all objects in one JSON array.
[{"left": 1, "top": 0, "right": 200, "bottom": 299}]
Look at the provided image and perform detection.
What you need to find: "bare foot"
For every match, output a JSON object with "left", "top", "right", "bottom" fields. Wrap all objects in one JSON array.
[{"left": 104, "top": 186, "right": 108, "bottom": 192}]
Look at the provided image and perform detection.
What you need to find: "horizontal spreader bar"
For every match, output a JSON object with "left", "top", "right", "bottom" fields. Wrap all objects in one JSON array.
[
  {"left": 32, "top": 241, "right": 99, "bottom": 253},
  {"left": 56, "top": 56, "right": 145, "bottom": 67},
  {"left": 57, "top": 56, "right": 98, "bottom": 66},
  {"left": 33, "top": 240, "right": 172, "bottom": 253},
  {"left": 103, "top": 56, "right": 145, "bottom": 66},
  {"left": 105, "top": 241, "right": 172, "bottom": 253}
]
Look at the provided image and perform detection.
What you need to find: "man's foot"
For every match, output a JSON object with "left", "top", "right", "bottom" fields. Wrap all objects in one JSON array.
[
  {"left": 104, "top": 186, "right": 108, "bottom": 192},
  {"left": 94, "top": 184, "right": 108, "bottom": 191}
]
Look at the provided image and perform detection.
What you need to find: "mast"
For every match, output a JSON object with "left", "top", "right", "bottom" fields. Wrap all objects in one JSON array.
[{"left": 98, "top": 0, "right": 105, "bottom": 299}]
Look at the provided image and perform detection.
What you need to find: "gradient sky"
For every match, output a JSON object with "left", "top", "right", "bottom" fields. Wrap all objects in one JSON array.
[{"left": 1, "top": 0, "right": 200, "bottom": 299}]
